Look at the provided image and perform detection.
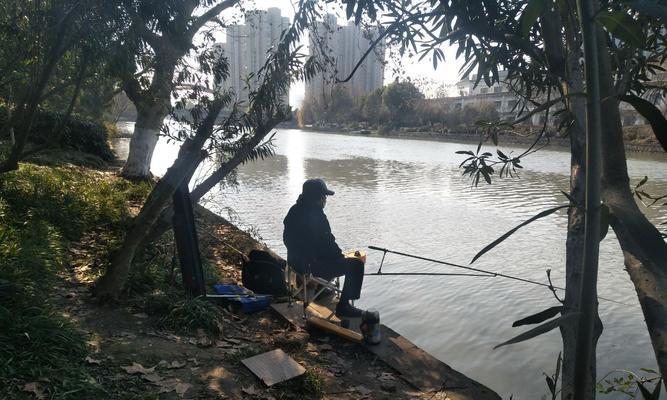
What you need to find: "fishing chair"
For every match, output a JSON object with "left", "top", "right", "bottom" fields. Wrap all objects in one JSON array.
[{"left": 286, "top": 262, "right": 341, "bottom": 320}]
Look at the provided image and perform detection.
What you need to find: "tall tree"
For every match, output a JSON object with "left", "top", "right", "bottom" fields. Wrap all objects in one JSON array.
[
  {"left": 339, "top": 0, "right": 667, "bottom": 397},
  {"left": 94, "top": 0, "right": 321, "bottom": 297},
  {"left": 382, "top": 80, "right": 424, "bottom": 126},
  {"left": 0, "top": 0, "right": 113, "bottom": 172},
  {"left": 112, "top": 0, "right": 243, "bottom": 180}
]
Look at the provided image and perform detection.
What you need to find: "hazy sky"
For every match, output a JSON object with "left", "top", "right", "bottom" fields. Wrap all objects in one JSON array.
[{"left": 222, "top": 0, "right": 464, "bottom": 106}]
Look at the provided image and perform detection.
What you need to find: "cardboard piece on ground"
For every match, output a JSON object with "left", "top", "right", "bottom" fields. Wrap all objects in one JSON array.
[{"left": 241, "top": 349, "right": 305, "bottom": 386}]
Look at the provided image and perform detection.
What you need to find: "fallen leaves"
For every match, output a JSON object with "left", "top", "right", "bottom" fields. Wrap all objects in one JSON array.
[
  {"left": 119, "top": 361, "right": 193, "bottom": 398},
  {"left": 120, "top": 362, "right": 156, "bottom": 375},
  {"left": 242, "top": 385, "right": 260, "bottom": 395},
  {"left": 84, "top": 356, "right": 102, "bottom": 365},
  {"left": 157, "top": 379, "right": 192, "bottom": 397},
  {"left": 22, "top": 382, "right": 45, "bottom": 399},
  {"left": 166, "top": 360, "right": 186, "bottom": 369}
]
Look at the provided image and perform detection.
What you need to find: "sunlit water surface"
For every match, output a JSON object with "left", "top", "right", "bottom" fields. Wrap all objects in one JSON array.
[{"left": 114, "top": 124, "right": 667, "bottom": 399}]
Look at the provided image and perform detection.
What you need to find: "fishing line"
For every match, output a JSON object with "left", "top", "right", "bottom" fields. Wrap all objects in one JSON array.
[{"left": 367, "top": 246, "right": 633, "bottom": 307}]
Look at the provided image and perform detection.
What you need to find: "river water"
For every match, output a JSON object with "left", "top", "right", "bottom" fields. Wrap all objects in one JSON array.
[{"left": 115, "top": 125, "right": 667, "bottom": 399}]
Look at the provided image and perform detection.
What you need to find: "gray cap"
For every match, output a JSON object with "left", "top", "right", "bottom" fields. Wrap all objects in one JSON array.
[{"left": 302, "top": 178, "right": 334, "bottom": 197}]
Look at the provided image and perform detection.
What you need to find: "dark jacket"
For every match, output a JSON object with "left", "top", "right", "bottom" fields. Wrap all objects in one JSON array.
[{"left": 283, "top": 195, "right": 343, "bottom": 270}]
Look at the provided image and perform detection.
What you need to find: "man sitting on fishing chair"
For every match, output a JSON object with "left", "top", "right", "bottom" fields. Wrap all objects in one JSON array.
[{"left": 283, "top": 178, "right": 365, "bottom": 318}]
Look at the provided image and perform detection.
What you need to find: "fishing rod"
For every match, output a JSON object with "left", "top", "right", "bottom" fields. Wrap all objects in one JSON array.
[
  {"left": 365, "top": 272, "right": 493, "bottom": 277},
  {"left": 367, "top": 245, "right": 632, "bottom": 306}
]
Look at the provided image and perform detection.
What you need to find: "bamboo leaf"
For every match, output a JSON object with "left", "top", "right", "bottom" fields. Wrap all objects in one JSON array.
[
  {"left": 521, "top": 0, "right": 547, "bottom": 37},
  {"left": 599, "top": 204, "right": 610, "bottom": 241},
  {"left": 512, "top": 306, "right": 563, "bottom": 327},
  {"left": 637, "top": 380, "right": 661, "bottom": 400},
  {"left": 597, "top": 11, "right": 646, "bottom": 49},
  {"left": 561, "top": 190, "right": 576, "bottom": 205},
  {"left": 545, "top": 376, "right": 555, "bottom": 394},
  {"left": 636, "top": 175, "right": 649, "bottom": 189},
  {"left": 619, "top": 95, "right": 667, "bottom": 153},
  {"left": 494, "top": 313, "right": 579, "bottom": 349},
  {"left": 471, "top": 205, "right": 569, "bottom": 263}
]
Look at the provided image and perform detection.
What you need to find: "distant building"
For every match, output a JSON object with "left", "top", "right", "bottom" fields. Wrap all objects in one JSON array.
[
  {"left": 447, "top": 69, "right": 666, "bottom": 127},
  {"left": 306, "top": 14, "right": 385, "bottom": 104},
  {"left": 448, "top": 70, "right": 537, "bottom": 122},
  {"left": 218, "top": 8, "right": 290, "bottom": 107}
]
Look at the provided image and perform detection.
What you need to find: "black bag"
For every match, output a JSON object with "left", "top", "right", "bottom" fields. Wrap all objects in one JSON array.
[{"left": 242, "top": 249, "right": 288, "bottom": 296}]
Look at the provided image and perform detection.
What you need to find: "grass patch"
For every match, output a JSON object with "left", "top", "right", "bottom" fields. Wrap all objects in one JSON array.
[
  {"left": 270, "top": 368, "right": 325, "bottom": 399},
  {"left": 0, "top": 162, "right": 150, "bottom": 398},
  {"left": 0, "top": 164, "right": 136, "bottom": 240},
  {"left": 157, "top": 296, "right": 226, "bottom": 337}
]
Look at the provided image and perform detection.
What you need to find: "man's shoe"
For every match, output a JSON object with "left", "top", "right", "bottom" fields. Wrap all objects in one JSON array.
[{"left": 335, "top": 302, "right": 363, "bottom": 318}]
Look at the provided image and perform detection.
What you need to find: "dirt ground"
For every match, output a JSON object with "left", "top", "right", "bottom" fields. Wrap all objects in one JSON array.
[{"left": 51, "top": 207, "right": 446, "bottom": 400}]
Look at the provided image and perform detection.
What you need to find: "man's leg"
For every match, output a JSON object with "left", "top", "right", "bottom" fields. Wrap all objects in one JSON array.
[
  {"left": 311, "top": 258, "right": 364, "bottom": 317},
  {"left": 338, "top": 258, "right": 364, "bottom": 301}
]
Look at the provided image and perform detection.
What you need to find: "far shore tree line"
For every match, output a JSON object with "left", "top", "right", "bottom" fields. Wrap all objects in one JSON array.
[
  {"left": 298, "top": 80, "right": 503, "bottom": 133},
  {"left": 298, "top": 79, "right": 660, "bottom": 146},
  {"left": 1, "top": 0, "right": 667, "bottom": 399}
]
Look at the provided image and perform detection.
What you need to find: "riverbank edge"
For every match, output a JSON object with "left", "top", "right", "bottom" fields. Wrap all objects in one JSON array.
[
  {"left": 193, "top": 205, "right": 502, "bottom": 398},
  {"left": 303, "top": 126, "right": 664, "bottom": 153}
]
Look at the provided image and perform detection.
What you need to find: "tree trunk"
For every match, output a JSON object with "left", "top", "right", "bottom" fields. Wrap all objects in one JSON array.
[
  {"left": 121, "top": 108, "right": 167, "bottom": 180},
  {"left": 593, "top": 23, "right": 667, "bottom": 383},
  {"left": 94, "top": 99, "right": 224, "bottom": 299},
  {"left": 559, "top": 75, "right": 603, "bottom": 400},
  {"left": 541, "top": 3, "right": 602, "bottom": 397}
]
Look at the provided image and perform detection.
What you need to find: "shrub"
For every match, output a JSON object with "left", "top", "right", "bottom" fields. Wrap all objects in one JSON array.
[
  {"left": 0, "top": 107, "right": 115, "bottom": 161},
  {"left": 29, "top": 110, "right": 115, "bottom": 161}
]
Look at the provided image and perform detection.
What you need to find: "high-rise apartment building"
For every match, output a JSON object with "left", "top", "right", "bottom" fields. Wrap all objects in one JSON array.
[
  {"left": 218, "top": 8, "right": 289, "bottom": 106},
  {"left": 306, "top": 15, "right": 385, "bottom": 104}
]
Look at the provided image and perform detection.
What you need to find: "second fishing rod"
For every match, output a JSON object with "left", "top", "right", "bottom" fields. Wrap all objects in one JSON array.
[{"left": 364, "top": 245, "right": 631, "bottom": 306}]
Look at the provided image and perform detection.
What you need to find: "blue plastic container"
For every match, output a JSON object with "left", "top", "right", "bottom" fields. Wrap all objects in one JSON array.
[{"left": 212, "top": 284, "right": 271, "bottom": 313}]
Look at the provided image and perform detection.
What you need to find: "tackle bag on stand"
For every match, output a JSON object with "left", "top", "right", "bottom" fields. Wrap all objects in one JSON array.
[{"left": 242, "top": 249, "right": 288, "bottom": 296}]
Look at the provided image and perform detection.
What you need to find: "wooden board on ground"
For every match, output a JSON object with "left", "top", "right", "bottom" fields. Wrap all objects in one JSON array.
[
  {"left": 306, "top": 316, "right": 363, "bottom": 343},
  {"left": 241, "top": 349, "right": 305, "bottom": 386},
  {"left": 271, "top": 301, "right": 340, "bottom": 329},
  {"left": 271, "top": 301, "right": 500, "bottom": 399}
]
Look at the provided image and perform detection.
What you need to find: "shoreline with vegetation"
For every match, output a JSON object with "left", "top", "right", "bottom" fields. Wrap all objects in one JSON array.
[{"left": 302, "top": 125, "right": 666, "bottom": 154}]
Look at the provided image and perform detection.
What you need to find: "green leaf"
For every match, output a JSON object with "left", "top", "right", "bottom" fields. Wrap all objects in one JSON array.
[
  {"left": 599, "top": 204, "right": 610, "bottom": 241},
  {"left": 512, "top": 306, "right": 563, "bottom": 327},
  {"left": 494, "top": 312, "right": 580, "bottom": 349},
  {"left": 471, "top": 205, "right": 569, "bottom": 263},
  {"left": 637, "top": 380, "right": 661, "bottom": 400},
  {"left": 545, "top": 375, "right": 556, "bottom": 394},
  {"left": 636, "top": 175, "right": 649, "bottom": 189},
  {"left": 619, "top": 95, "right": 667, "bottom": 153},
  {"left": 561, "top": 190, "right": 576, "bottom": 205},
  {"left": 521, "top": 0, "right": 547, "bottom": 37},
  {"left": 597, "top": 11, "right": 646, "bottom": 49}
]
